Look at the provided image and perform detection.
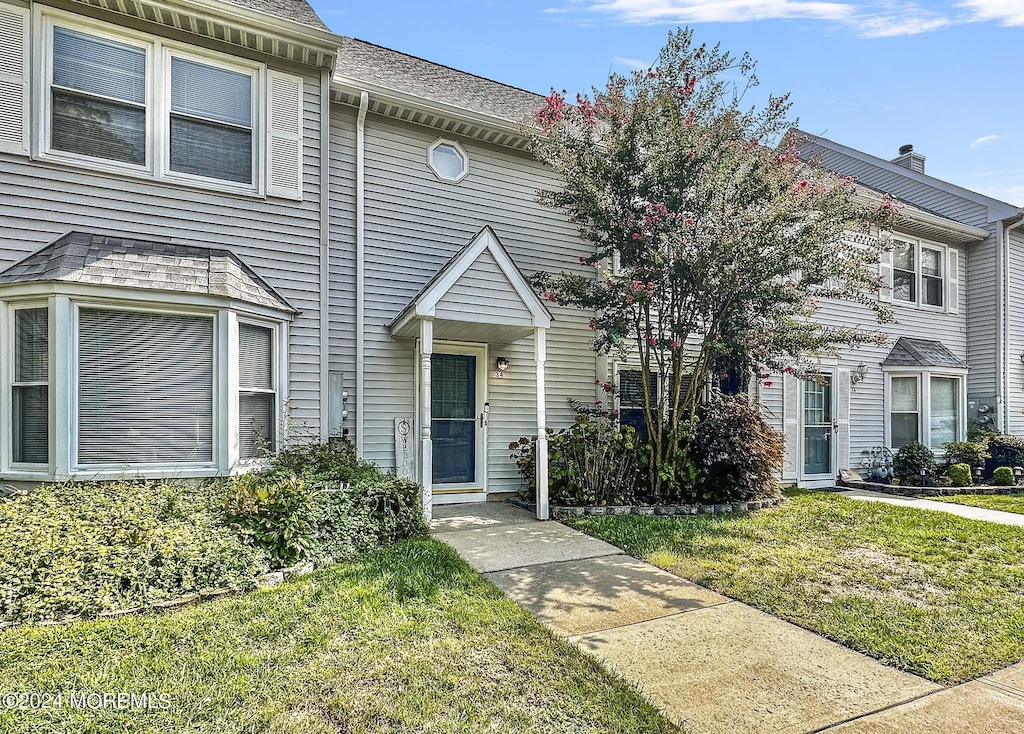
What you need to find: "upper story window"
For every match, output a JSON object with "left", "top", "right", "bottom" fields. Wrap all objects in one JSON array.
[
  {"left": 428, "top": 138, "right": 468, "bottom": 182},
  {"left": 891, "top": 239, "right": 949, "bottom": 309},
  {"left": 27, "top": 8, "right": 306, "bottom": 199}
]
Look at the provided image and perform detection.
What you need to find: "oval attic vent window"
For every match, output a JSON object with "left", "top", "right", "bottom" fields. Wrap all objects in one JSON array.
[{"left": 428, "top": 140, "right": 468, "bottom": 182}]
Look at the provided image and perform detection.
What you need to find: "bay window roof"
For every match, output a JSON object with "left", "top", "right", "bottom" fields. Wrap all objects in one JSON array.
[
  {"left": 882, "top": 337, "right": 967, "bottom": 370},
  {"left": 0, "top": 232, "right": 297, "bottom": 315}
]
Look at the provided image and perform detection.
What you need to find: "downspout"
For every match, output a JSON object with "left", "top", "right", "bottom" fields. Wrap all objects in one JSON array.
[
  {"left": 319, "top": 67, "right": 331, "bottom": 441},
  {"left": 356, "top": 91, "right": 368, "bottom": 456},
  {"left": 1004, "top": 213, "right": 1024, "bottom": 433}
]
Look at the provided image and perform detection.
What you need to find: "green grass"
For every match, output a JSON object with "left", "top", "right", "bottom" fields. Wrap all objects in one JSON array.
[
  {"left": 566, "top": 489, "right": 1024, "bottom": 685},
  {"left": 0, "top": 539, "right": 676, "bottom": 734},
  {"left": 931, "top": 493, "right": 1024, "bottom": 515}
]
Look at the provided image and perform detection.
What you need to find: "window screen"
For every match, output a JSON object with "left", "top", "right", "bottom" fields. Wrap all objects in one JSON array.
[
  {"left": 77, "top": 309, "right": 214, "bottom": 464},
  {"left": 239, "top": 323, "right": 274, "bottom": 458}
]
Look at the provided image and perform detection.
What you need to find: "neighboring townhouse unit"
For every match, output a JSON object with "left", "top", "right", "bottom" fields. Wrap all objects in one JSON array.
[
  {"left": 0, "top": 0, "right": 341, "bottom": 481},
  {"left": 763, "top": 132, "right": 1021, "bottom": 486}
]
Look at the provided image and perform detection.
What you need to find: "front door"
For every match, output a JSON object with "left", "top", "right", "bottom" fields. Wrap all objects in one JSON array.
[
  {"left": 802, "top": 374, "right": 835, "bottom": 478},
  {"left": 431, "top": 350, "right": 485, "bottom": 489}
]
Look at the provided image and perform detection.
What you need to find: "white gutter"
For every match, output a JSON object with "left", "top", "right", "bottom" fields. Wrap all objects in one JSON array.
[
  {"left": 319, "top": 68, "right": 331, "bottom": 441},
  {"left": 356, "top": 91, "right": 368, "bottom": 456},
  {"left": 1003, "top": 213, "right": 1024, "bottom": 432}
]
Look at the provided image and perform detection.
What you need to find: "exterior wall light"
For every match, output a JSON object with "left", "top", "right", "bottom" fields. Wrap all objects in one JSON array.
[
  {"left": 851, "top": 363, "right": 869, "bottom": 385},
  {"left": 496, "top": 357, "right": 510, "bottom": 371}
]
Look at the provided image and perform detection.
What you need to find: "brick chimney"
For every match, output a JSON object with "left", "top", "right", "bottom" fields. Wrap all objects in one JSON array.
[{"left": 891, "top": 144, "right": 925, "bottom": 174}]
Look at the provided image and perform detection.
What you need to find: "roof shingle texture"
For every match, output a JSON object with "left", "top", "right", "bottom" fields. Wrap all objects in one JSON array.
[
  {"left": 882, "top": 337, "right": 966, "bottom": 369},
  {"left": 335, "top": 38, "right": 546, "bottom": 124},
  {"left": 0, "top": 232, "right": 297, "bottom": 313},
  {"left": 221, "top": 0, "right": 329, "bottom": 31}
]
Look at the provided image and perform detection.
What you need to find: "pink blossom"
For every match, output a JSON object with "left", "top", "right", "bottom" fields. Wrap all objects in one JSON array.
[
  {"left": 632, "top": 232, "right": 641, "bottom": 240},
  {"left": 672, "top": 340, "right": 681, "bottom": 348}
]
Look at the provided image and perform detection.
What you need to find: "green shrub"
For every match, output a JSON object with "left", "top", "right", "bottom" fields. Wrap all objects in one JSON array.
[
  {"left": 993, "top": 466, "right": 1016, "bottom": 487},
  {"left": 987, "top": 435, "right": 1024, "bottom": 478},
  {"left": 683, "top": 394, "right": 784, "bottom": 503},
  {"left": 220, "top": 474, "right": 316, "bottom": 568},
  {"left": 948, "top": 463, "right": 973, "bottom": 487},
  {"left": 893, "top": 442, "right": 938, "bottom": 485},
  {"left": 312, "top": 474, "right": 428, "bottom": 562},
  {"left": 545, "top": 419, "right": 643, "bottom": 506},
  {"left": 943, "top": 440, "right": 990, "bottom": 469},
  {"left": 0, "top": 480, "right": 267, "bottom": 623},
  {"left": 268, "top": 438, "right": 378, "bottom": 486},
  {"left": 508, "top": 436, "right": 537, "bottom": 491}
]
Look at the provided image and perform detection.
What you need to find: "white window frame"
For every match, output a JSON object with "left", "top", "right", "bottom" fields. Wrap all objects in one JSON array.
[
  {"left": 427, "top": 137, "right": 469, "bottom": 182},
  {"left": 35, "top": 7, "right": 266, "bottom": 197},
  {"left": 5, "top": 302, "right": 51, "bottom": 471},
  {"left": 884, "top": 368, "right": 967, "bottom": 452},
  {"left": 890, "top": 237, "right": 950, "bottom": 312},
  {"left": 0, "top": 287, "right": 290, "bottom": 481},
  {"left": 236, "top": 317, "right": 281, "bottom": 465}
]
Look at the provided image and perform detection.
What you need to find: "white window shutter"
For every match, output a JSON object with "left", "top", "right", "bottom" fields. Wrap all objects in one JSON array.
[
  {"left": 947, "top": 247, "right": 959, "bottom": 314},
  {"left": 0, "top": 3, "right": 29, "bottom": 156},
  {"left": 878, "top": 249, "right": 893, "bottom": 303},
  {"left": 266, "top": 70, "right": 303, "bottom": 200},
  {"left": 782, "top": 372, "right": 800, "bottom": 481},
  {"left": 836, "top": 368, "right": 851, "bottom": 477}
]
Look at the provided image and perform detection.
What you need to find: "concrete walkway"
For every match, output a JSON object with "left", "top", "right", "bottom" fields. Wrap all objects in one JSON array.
[
  {"left": 836, "top": 488, "right": 1024, "bottom": 527},
  {"left": 431, "top": 502, "right": 1000, "bottom": 734}
]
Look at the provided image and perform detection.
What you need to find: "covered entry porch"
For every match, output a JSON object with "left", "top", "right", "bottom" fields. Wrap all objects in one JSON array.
[{"left": 389, "top": 227, "right": 553, "bottom": 521}]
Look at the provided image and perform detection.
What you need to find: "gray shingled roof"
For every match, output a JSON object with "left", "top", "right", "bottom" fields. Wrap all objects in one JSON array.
[
  {"left": 335, "top": 38, "right": 546, "bottom": 125},
  {"left": 882, "top": 337, "right": 967, "bottom": 369},
  {"left": 0, "top": 232, "right": 297, "bottom": 314},
  {"left": 221, "top": 0, "right": 329, "bottom": 31}
]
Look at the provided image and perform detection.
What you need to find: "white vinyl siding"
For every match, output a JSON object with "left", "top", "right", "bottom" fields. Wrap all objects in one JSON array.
[
  {"left": 239, "top": 322, "right": 275, "bottom": 458},
  {"left": 77, "top": 308, "right": 214, "bottom": 466},
  {"left": 0, "top": 2, "right": 30, "bottom": 155},
  {"left": 12, "top": 306, "right": 48, "bottom": 465}
]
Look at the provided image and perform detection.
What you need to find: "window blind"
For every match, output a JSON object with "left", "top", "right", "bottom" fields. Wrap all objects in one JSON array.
[
  {"left": 77, "top": 309, "right": 214, "bottom": 465},
  {"left": 239, "top": 323, "right": 274, "bottom": 458},
  {"left": 51, "top": 27, "right": 146, "bottom": 165},
  {"left": 13, "top": 308, "right": 48, "bottom": 464},
  {"left": 169, "top": 56, "right": 252, "bottom": 184}
]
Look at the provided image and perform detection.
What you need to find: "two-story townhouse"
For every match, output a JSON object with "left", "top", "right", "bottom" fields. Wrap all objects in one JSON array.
[
  {"left": 761, "top": 131, "right": 1020, "bottom": 485},
  {"left": 0, "top": 0, "right": 341, "bottom": 482}
]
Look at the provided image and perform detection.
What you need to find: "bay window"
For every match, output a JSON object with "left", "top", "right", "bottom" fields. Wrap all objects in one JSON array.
[{"left": 887, "top": 371, "right": 965, "bottom": 450}]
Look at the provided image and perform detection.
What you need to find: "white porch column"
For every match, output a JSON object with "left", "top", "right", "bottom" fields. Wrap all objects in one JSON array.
[
  {"left": 535, "top": 327, "right": 549, "bottom": 520},
  {"left": 419, "top": 318, "right": 434, "bottom": 522}
]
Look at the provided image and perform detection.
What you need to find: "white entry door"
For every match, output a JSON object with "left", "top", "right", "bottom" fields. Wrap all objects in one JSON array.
[{"left": 800, "top": 371, "right": 837, "bottom": 482}]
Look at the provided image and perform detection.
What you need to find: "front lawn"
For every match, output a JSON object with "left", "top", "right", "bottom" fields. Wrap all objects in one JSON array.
[
  {"left": 0, "top": 539, "right": 675, "bottom": 734},
  {"left": 931, "top": 493, "right": 1024, "bottom": 515},
  {"left": 566, "top": 489, "right": 1024, "bottom": 685}
]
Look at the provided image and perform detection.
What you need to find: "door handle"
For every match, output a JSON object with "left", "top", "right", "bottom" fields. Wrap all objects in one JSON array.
[{"left": 479, "top": 413, "right": 485, "bottom": 428}]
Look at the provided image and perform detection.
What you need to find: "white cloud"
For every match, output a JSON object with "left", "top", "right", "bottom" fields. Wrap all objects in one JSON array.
[
  {"left": 958, "top": 0, "right": 1024, "bottom": 25},
  {"left": 969, "top": 134, "right": 1006, "bottom": 150},
  {"left": 546, "top": 0, "right": 1024, "bottom": 36},
  {"left": 611, "top": 55, "right": 650, "bottom": 69}
]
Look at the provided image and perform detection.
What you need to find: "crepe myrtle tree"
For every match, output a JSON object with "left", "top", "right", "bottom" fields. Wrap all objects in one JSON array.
[{"left": 525, "top": 28, "right": 900, "bottom": 496}]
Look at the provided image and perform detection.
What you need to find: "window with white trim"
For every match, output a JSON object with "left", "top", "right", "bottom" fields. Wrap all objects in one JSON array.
[
  {"left": 238, "top": 322, "right": 276, "bottom": 458},
  {"left": 887, "top": 372, "right": 964, "bottom": 450},
  {"left": 77, "top": 308, "right": 215, "bottom": 465},
  {"left": 428, "top": 138, "right": 468, "bottom": 182},
  {"left": 891, "top": 239, "right": 947, "bottom": 309},
  {"left": 34, "top": 9, "right": 304, "bottom": 198},
  {"left": 12, "top": 307, "right": 49, "bottom": 465}
]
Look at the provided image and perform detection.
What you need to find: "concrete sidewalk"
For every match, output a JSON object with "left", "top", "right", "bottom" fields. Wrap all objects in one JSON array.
[
  {"left": 836, "top": 488, "right": 1024, "bottom": 527},
  {"left": 432, "top": 502, "right": 997, "bottom": 734}
]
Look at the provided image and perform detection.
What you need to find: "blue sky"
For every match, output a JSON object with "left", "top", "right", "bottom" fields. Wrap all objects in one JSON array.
[{"left": 311, "top": 0, "right": 1023, "bottom": 207}]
